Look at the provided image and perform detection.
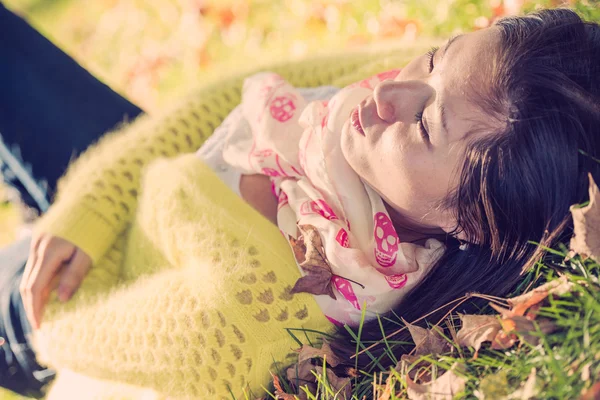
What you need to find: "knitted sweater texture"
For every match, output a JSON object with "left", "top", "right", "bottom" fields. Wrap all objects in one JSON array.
[{"left": 32, "top": 51, "right": 419, "bottom": 399}]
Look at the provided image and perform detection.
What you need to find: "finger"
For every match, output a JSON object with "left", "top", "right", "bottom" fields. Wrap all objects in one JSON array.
[
  {"left": 26, "top": 241, "right": 75, "bottom": 329},
  {"left": 57, "top": 249, "right": 92, "bottom": 302},
  {"left": 49, "top": 271, "right": 62, "bottom": 292},
  {"left": 35, "top": 264, "right": 66, "bottom": 325},
  {"left": 20, "top": 234, "right": 42, "bottom": 285},
  {"left": 21, "top": 255, "right": 45, "bottom": 330},
  {"left": 20, "top": 237, "right": 42, "bottom": 330},
  {"left": 28, "top": 264, "right": 65, "bottom": 331}
]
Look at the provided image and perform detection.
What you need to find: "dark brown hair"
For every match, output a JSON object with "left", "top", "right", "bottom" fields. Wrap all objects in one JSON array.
[{"left": 331, "top": 7, "right": 600, "bottom": 374}]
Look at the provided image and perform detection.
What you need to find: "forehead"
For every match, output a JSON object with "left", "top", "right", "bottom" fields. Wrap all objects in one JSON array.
[{"left": 439, "top": 28, "right": 501, "bottom": 142}]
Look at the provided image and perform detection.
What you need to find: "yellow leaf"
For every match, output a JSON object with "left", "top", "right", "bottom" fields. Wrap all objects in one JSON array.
[
  {"left": 570, "top": 174, "right": 600, "bottom": 261},
  {"left": 406, "top": 363, "right": 467, "bottom": 400},
  {"left": 456, "top": 314, "right": 502, "bottom": 356}
]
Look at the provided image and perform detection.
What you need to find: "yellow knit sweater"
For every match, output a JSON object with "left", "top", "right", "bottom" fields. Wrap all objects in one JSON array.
[{"left": 32, "top": 50, "right": 423, "bottom": 399}]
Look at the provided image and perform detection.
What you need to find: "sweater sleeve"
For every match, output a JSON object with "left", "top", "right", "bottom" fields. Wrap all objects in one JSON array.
[{"left": 34, "top": 53, "right": 387, "bottom": 264}]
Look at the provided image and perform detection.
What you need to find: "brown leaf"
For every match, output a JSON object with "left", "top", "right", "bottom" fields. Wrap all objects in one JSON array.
[
  {"left": 398, "top": 354, "right": 432, "bottom": 383},
  {"left": 581, "top": 362, "right": 592, "bottom": 382},
  {"left": 290, "top": 225, "right": 336, "bottom": 299},
  {"left": 456, "top": 314, "right": 502, "bottom": 356},
  {"left": 285, "top": 358, "right": 352, "bottom": 399},
  {"left": 288, "top": 234, "right": 307, "bottom": 264},
  {"left": 485, "top": 277, "right": 569, "bottom": 350},
  {"left": 404, "top": 320, "right": 450, "bottom": 356},
  {"left": 272, "top": 373, "right": 297, "bottom": 400},
  {"left": 490, "top": 316, "right": 557, "bottom": 349},
  {"left": 406, "top": 363, "right": 467, "bottom": 400},
  {"left": 570, "top": 173, "right": 600, "bottom": 262},
  {"left": 297, "top": 342, "right": 342, "bottom": 367},
  {"left": 499, "top": 316, "right": 556, "bottom": 346},
  {"left": 580, "top": 382, "right": 600, "bottom": 400},
  {"left": 286, "top": 359, "right": 316, "bottom": 384},
  {"left": 507, "top": 276, "right": 574, "bottom": 317},
  {"left": 376, "top": 371, "right": 406, "bottom": 400},
  {"left": 314, "top": 366, "right": 352, "bottom": 398},
  {"left": 490, "top": 330, "right": 517, "bottom": 350},
  {"left": 376, "top": 376, "right": 393, "bottom": 400},
  {"left": 286, "top": 359, "right": 317, "bottom": 399}
]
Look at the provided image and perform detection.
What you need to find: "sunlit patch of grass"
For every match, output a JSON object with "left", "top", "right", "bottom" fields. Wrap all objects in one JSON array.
[
  {"left": 0, "top": 184, "right": 19, "bottom": 247},
  {"left": 265, "top": 254, "right": 600, "bottom": 399},
  {"left": 0, "top": 391, "right": 27, "bottom": 400}
]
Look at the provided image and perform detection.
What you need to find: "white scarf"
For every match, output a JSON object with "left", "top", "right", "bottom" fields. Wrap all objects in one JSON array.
[{"left": 222, "top": 71, "right": 445, "bottom": 326}]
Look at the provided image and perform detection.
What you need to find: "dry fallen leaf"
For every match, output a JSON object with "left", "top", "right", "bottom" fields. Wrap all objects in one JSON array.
[
  {"left": 570, "top": 173, "right": 600, "bottom": 262},
  {"left": 315, "top": 366, "right": 352, "bottom": 398},
  {"left": 456, "top": 314, "right": 502, "bottom": 357},
  {"left": 285, "top": 341, "right": 353, "bottom": 398},
  {"left": 375, "top": 372, "right": 395, "bottom": 400},
  {"left": 272, "top": 373, "right": 297, "bottom": 400},
  {"left": 406, "top": 363, "right": 467, "bottom": 400},
  {"left": 398, "top": 354, "right": 433, "bottom": 383},
  {"left": 507, "top": 276, "right": 574, "bottom": 318},
  {"left": 405, "top": 320, "right": 450, "bottom": 356},
  {"left": 581, "top": 382, "right": 600, "bottom": 400},
  {"left": 286, "top": 360, "right": 317, "bottom": 400},
  {"left": 490, "top": 330, "right": 517, "bottom": 350},
  {"left": 297, "top": 342, "right": 342, "bottom": 367},
  {"left": 290, "top": 225, "right": 336, "bottom": 299},
  {"left": 289, "top": 234, "right": 307, "bottom": 264},
  {"left": 453, "top": 278, "right": 570, "bottom": 354},
  {"left": 493, "top": 316, "right": 556, "bottom": 348},
  {"left": 581, "top": 362, "right": 592, "bottom": 382}
]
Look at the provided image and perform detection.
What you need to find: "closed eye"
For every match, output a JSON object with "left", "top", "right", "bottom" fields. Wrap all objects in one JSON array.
[
  {"left": 425, "top": 46, "right": 439, "bottom": 73},
  {"left": 415, "top": 111, "right": 429, "bottom": 142}
]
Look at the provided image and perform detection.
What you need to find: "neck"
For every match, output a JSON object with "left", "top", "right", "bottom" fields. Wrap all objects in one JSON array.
[{"left": 384, "top": 202, "right": 449, "bottom": 245}]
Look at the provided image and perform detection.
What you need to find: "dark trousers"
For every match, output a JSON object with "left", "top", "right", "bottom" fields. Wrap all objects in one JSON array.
[
  {"left": 0, "top": 2, "right": 142, "bottom": 213},
  {"left": 0, "top": 4, "right": 143, "bottom": 397}
]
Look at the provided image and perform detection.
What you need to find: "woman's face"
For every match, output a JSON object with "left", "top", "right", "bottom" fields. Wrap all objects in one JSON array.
[{"left": 341, "top": 27, "right": 501, "bottom": 233}]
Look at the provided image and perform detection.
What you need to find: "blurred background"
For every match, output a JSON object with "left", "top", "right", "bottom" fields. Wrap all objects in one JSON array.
[
  {"left": 3, "top": 0, "right": 598, "bottom": 112},
  {"left": 0, "top": 0, "right": 598, "bottom": 398}
]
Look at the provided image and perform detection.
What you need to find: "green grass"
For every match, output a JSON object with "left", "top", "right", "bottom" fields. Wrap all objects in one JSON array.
[{"left": 264, "top": 253, "right": 600, "bottom": 399}]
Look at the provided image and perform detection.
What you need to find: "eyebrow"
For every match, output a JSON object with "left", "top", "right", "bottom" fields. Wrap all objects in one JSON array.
[{"left": 438, "top": 34, "right": 464, "bottom": 135}]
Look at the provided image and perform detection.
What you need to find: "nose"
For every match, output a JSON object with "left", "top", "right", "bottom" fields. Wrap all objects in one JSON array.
[{"left": 373, "top": 80, "right": 434, "bottom": 124}]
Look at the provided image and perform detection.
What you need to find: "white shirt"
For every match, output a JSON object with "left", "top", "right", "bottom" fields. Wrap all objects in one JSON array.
[{"left": 195, "top": 86, "right": 340, "bottom": 196}]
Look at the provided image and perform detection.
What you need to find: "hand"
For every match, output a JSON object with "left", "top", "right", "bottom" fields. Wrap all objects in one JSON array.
[{"left": 19, "top": 234, "right": 92, "bottom": 330}]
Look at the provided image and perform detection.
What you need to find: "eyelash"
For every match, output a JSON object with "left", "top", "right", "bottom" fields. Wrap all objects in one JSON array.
[
  {"left": 416, "top": 46, "right": 439, "bottom": 142},
  {"left": 425, "top": 46, "right": 439, "bottom": 73},
  {"left": 415, "top": 111, "right": 429, "bottom": 141}
]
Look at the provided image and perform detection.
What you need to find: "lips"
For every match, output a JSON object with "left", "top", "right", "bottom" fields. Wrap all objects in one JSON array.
[{"left": 350, "top": 107, "right": 365, "bottom": 136}]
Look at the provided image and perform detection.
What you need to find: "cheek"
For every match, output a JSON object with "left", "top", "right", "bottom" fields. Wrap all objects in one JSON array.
[
  {"left": 341, "top": 122, "right": 371, "bottom": 176},
  {"left": 383, "top": 148, "right": 446, "bottom": 204}
]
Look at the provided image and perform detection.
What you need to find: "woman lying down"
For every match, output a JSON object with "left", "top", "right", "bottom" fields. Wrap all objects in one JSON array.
[{"left": 15, "top": 7, "right": 600, "bottom": 399}]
